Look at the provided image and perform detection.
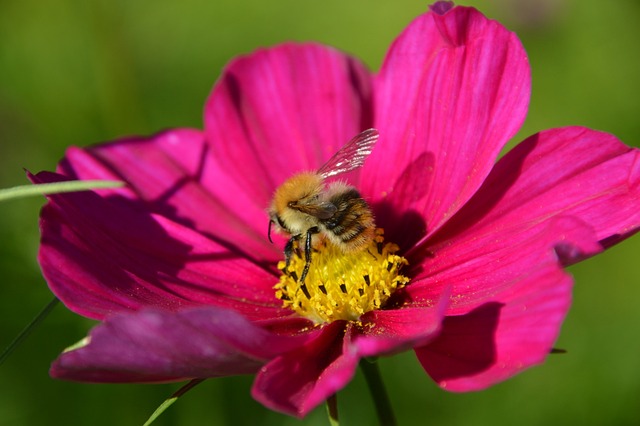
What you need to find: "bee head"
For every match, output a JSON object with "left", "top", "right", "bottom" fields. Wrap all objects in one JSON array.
[
  {"left": 267, "top": 172, "right": 325, "bottom": 238},
  {"left": 272, "top": 172, "right": 324, "bottom": 214}
]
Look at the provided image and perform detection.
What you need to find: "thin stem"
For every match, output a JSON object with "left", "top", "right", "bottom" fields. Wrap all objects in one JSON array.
[
  {"left": 359, "top": 359, "right": 396, "bottom": 426},
  {"left": 326, "top": 393, "right": 339, "bottom": 426},
  {"left": 1, "top": 297, "right": 59, "bottom": 366},
  {"left": 143, "top": 379, "right": 205, "bottom": 426}
]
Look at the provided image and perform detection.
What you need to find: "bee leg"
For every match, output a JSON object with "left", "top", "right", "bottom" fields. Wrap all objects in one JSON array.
[
  {"left": 299, "top": 226, "right": 320, "bottom": 284},
  {"left": 284, "top": 235, "right": 299, "bottom": 269}
]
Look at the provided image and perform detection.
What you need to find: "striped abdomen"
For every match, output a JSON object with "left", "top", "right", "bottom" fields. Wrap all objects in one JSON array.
[{"left": 320, "top": 186, "right": 375, "bottom": 252}]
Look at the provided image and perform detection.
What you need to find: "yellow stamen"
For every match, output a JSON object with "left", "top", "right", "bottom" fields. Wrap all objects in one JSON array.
[{"left": 274, "top": 228, "right": 410, "bottom": 324}]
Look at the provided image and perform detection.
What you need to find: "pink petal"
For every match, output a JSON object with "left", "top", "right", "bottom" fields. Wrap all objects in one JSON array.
[
  {"left": 354, "top": 289, "right": 450, "bottom": 357},
  {"left": 415, "top": 263, "right": 573, "bottom": 391},
  {"left": 34, "top": 171, "right": 285, "bottom": 321},
  {"left": 51, "top": 307, "right": 313, "bottom": 383},
  {"left": 57, "top": 128, "right": 280, "bottom": 264},
  {"left": 404, "top": 127, "right": 640, "bottom": 390},
  {"left": 428, "top": 127, "right": 640, "bottom": 255},
  {"left": 204, "top": 43, "right": 373, "bottom": 207},
  {"left": 408, "top": 215, "right": 601, "bottom": 316},
  {"left": 252, "top": 321, "right": 357, "bottom": 418},
  {"left": 251, "top": 295, "right": 449, "bottom": 418},
  {"left": 407, "top": 127, "right": 639, "bottom": 312},
  {"left": 404, "top": 207, "right": 600, "bottom": 388},
  {"left": 364, "top": 5, "right": 531, "bottom": 246}
]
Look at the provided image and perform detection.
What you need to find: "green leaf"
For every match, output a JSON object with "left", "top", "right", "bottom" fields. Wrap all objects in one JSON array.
[{"left": 0, "top": 180, "right": 124, "bottom": 202}]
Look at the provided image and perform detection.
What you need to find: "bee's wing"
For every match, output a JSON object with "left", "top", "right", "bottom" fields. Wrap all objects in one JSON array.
[
  {"left": 292, "top": 201, "right": 337, "bottom": 219},
  {"left": 318, "top": 128, "right": 379, "bottom": 178}
]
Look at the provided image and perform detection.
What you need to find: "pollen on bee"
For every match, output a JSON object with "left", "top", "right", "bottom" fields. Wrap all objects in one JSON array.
[{"left": 274, "top": 228, "right": 410, "bottom": 324}]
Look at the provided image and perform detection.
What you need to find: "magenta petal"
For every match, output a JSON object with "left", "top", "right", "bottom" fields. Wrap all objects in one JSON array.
[
  {"left": 354, "top": 289, "right": 450, "bottom": 357},
  {"left": 205, "top": 43, "right": 373, "bottom": 206},
  {"left": 57, "top": 128, "right": 279, "bottom": 263},
  {"left": 409, "top": 214, "right": 601, "bottom": 316},
  {"left": 428, "top": 127, "right": 640, "bottom": 254},
  {"left": 251, "top": 296, "right": 450, "bottom": 418},
  {"left": 365, "top": 5, "right": 531, "bottom": 243},
  {"left": 51, "top": 307, "right": 311, "bottom": 383},
  {"left": 429, "top": 1, "right": 454, "bottom": 15},
  {"left": 34, "top": 171, "right": 284, "bottom": 321},
  {"left": 415, "top": 263, "right": 573, "bottom": 391},
  {"left": 407, "top": 127, "right": 639, "bottom": 313},
  {"left": 252, "top": 321, "right": 358, "bottom": 418},
  {"left": 403, "top": 186, "right": 599, "bottom": 390}
]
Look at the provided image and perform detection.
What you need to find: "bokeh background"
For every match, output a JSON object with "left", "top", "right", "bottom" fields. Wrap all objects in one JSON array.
[{"left": 1, "top": 0, "right": 639, "bottom": 425}]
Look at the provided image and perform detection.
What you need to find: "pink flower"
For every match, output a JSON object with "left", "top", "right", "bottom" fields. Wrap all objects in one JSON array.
[{"left": 34, "top": 2, "right": 639, "bottom": 418}]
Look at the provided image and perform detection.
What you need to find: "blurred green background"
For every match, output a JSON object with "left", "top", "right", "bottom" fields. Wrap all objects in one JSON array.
[{"left": 1, "top": 0, "right": 639, "bottom": 425}]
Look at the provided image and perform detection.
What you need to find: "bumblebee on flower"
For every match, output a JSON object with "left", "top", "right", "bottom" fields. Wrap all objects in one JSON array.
[{"left": 32, "top": 0, "right": 640, "bottom": 421}]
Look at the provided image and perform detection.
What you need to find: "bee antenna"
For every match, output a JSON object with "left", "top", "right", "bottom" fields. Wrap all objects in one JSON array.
[{"left": 268, "top": 220, "right": 275, "bottom": 244}]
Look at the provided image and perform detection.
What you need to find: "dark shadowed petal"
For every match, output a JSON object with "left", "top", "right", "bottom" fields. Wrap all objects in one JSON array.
[
  {"left": 204, "top": 43, "right": 373, "bottom": 208},
  {"left": 57, "top": 128, "right": 280, "bottom": 264},
  {"left": 364, "top": 5, "right": 530, "bottom": 247},
  {"left": 51, "top": 307, "right": 314, "bottom": 383},
  {"left": 252, "top": 321, "right": 358, "bottom": 418},
  {"left": 353, "top": 289, "right": 450, "bottom": 357},
  {"left": 34, "top": 171, "right": 286, "bottom": 321},
  {"left": 429, "top": 1, "right": 455, "bottom": 15},
  {"left": 415, "top": 264, "right": 573, "bottom": 391}
]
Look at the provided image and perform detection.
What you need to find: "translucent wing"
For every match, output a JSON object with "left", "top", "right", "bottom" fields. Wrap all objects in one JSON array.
[
  {"left": 318, "top": 128, "right": 379, "bottom": 178},
  {"left": 290, "top": 200, "right": 337, "bottom": 219}
]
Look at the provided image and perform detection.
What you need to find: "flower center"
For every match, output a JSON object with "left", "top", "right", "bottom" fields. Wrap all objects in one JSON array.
[{"left": 274, "top": 228, "right": 410, "bottom": 324}]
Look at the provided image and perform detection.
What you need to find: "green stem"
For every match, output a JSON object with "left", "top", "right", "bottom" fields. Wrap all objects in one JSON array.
[
  {"left": 359, "top": 359, "right": 396, "bottom": 426},
  {"left": 0, "top": 180, "right": 124, "bottom": 202},
  {"left": 0, "top": 297, "right": 59, "bottom": 366},
  {"left": 143, "top": 379, "right": 205, "bottom": 426},
  {"left": 326, "top": 393, "right": 339, "bottom": 426}
]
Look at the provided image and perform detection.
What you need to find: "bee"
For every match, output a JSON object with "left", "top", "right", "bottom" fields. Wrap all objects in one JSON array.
[{"left": 268, "top": 128, "right": 379, "bottom": 284}]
